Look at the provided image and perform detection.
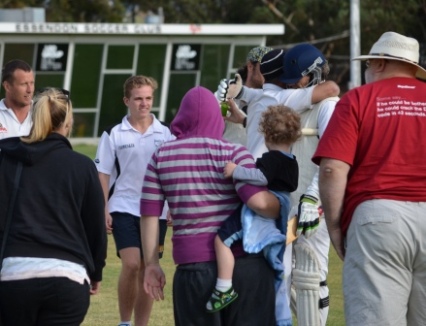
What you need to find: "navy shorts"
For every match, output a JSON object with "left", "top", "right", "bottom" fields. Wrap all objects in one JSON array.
[
  {"left": 217, "top": 204, "right": 243, "bottom": 247},
  {"left": 111, "top": 212, "right": 168, "bottom": 259}
]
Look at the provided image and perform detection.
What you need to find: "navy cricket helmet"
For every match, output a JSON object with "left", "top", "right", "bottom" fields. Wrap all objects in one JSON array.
[{"left": 280, "top": 43, "right": 326, "bottom": 85}]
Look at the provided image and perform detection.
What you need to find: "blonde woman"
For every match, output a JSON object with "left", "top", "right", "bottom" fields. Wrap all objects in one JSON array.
[{"left": 0, "top": 88, "right": 106, "bottom": 325}]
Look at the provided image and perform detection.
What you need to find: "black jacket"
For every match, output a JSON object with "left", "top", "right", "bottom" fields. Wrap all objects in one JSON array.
[
  {"left": 256, "top": 150, "right": 299, "bottom": 192},
  {"left": 0, "top": 134, "right": 106, "bottom": 282}
]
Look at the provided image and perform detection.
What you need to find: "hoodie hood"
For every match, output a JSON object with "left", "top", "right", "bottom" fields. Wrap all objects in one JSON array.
[
  {"left": 0, "top": 133, "right": 72, "bottom": 166},
  {"left": 171, "top": 86, "right": 225, "bottom": 139}
]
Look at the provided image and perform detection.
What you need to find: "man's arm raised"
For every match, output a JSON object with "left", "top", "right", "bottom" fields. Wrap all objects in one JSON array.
[{"left": 311, "top": 80, "right": 340, "bottom": 104}]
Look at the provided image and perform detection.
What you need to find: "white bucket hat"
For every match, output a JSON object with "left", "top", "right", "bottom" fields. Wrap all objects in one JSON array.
[{"left": 353, "top": 31, "right": 426, "bottom": 80}]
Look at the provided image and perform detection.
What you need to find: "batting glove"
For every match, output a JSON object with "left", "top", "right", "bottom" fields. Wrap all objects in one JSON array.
[
  {"left": 214, "top": 79, "right": 229, "bottom": 103},
  {"left": 227, "top": 73, "right": 243, "bottom": 99},
  {"left": 296, "top": 194, "right": 320, "bottom": 238},
  {"left": 214, "top": 74, "right": 244, "bottom": 102}
]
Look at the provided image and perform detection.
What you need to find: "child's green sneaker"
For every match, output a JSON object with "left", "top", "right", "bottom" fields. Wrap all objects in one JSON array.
[{"left": 206, "top": 287, "right": 238, "bottom": 313}]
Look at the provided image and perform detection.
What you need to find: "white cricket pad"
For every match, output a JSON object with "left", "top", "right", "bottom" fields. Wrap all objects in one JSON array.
[{"left": 293, "top": 242, "right": 321, "bottom": 326}]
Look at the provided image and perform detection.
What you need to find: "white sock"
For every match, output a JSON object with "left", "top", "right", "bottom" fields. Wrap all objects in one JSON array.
[
  {"left": 119, "top": 321, "right": 132, "bottom": 326},
  {"left": 216, "top": 278, "right": 232, "bottom": 292}
]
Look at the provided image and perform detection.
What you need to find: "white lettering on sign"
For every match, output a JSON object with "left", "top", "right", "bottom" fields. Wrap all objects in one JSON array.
[{"left": 14, "top": 23, "right": 162, "bottom": 35}]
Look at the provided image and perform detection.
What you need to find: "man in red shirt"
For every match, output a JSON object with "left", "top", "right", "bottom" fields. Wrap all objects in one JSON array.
[{"left": 312, "top": 31, "right": 426, "bottom": 325}]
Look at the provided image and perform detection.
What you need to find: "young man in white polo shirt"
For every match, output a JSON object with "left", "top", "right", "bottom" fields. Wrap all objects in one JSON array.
[
  {"left": 95, "top": 75, "right": 175, "bottom": 326},
  {"left": 0, "top": 59, "right": 34, "bottom": 139}
]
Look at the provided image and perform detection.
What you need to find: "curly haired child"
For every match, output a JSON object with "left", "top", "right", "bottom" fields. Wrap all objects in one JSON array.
[{"left": 206, "top": 105, "right": 301, "bottom": 316}]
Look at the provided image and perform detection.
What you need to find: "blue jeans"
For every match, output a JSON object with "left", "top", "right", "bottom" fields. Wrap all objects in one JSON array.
[{"left": 0, "top": 277, "right": 90, "bottom": 325}]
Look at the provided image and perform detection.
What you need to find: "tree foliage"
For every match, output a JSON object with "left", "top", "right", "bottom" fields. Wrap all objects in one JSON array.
[
  {"left": 137, "top": 1, "right": 425, "bottom": 59},
  {"left": 0, "top": 0, "right": 38, "bottom": 7},
  {"left": 134, "top": 0, "right": 424, "bottom": 88},
  {"left": 0, "top": 0, "right": 125, "bottom": 22},
  {"left": 2, "top": 0, "right": 423, "bottom": 49},
  {"left": 1, "top": 0, "right": 424, "bottom": 88}
]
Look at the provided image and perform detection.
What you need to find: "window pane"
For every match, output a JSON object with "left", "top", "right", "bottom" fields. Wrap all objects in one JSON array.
[
  {"left": 34, "top": 73, "right": 64, "bottom": 91},
  {"left": 136, "top": 44, "right": 166, "bottom": 107},
  {"left": 166, "top": 74, "right": 197, "bottom": 123},
  {"left": 200, "top": 44, "right": 230, "bottom": 92},
  {"left": 3, "top": 43, "right": 34, "bottom": 66},
  {"left": 106, "top": 45, "right": 134, "bottom": 69},
  {"left": 98, "top": 74, "right": 130, "bottom": 136},
  {"left": 72, "top": 112, "right": 96, "bottom": 138},
  {"left": 71, "top": 44, "right": 103, "bottom": 108},
  {"left": 233, "top": 45, "right": 258, "bottom": 69}
]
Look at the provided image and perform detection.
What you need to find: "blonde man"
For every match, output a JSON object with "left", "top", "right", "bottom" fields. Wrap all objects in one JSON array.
[{"left": 95, "top": 76, "right": 174, "bottom": 326}]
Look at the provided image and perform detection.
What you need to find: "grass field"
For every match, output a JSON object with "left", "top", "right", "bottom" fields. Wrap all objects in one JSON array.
[{"left": 74, "top": 143, "right": 345, "bottom": 326}]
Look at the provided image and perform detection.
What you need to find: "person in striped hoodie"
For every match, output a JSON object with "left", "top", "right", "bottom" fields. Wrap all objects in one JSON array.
[{"left": 140, "top": 86, "right": 281, "bottom": 326}]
